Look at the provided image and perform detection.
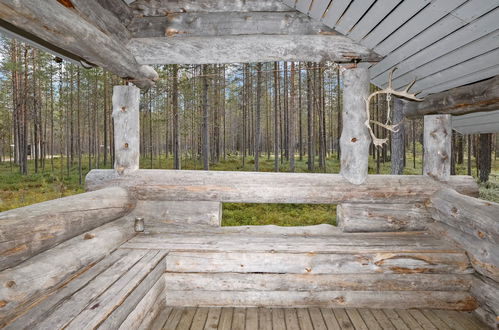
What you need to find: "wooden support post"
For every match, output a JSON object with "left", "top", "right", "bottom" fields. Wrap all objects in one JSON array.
[
  {"left": 340, "top": 67, "right": 370, "bottom": 185},
  {"left": 391, "top": 98, "right": 405, "bottom": 175},
  {"left": 423, "top": 114, "right": 451, "bottom": 181},
  {"left": 113, "top": 85, "right": 140, "bottom": 174}
]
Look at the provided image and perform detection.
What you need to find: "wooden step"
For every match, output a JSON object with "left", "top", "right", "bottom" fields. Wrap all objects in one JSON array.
[{"left": 5, "top": 249, "right": 166, "bottom": 330}]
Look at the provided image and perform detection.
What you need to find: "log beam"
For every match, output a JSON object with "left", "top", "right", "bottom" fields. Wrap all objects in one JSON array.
[
  {"left": 428, "top": 188, "right": 499, "bottom": 282},
  {"left": 0, "top": 0, "right": 157, "bottom": 88},
  {"left": 127, "top": 35, "right": 382, "bottom": 65},
  {"left": 0, "top": 187, "right": 132, "bottom": 271},
  {"left": 0, "top": 218, "right": 136, "bottom": 324},
  {"left": 423, "top": 114, "right": 451, "bottom": 181},
  {"left": 85, "top": 169, "right": 479, "bottom": 203},
  {"left": 127, "top": 12, "right": 336, "bottom": 38},
  {"left": 340, "top": 67, "right": 370, "bottom": 185},
  {"left": 113, "top": 85, "right": 141, "bottom": 174},
  {"left": 404, "top": 75, "right": 499, "bottom": 118},
  {"left": 129, "top": 0, "right": 292, "bottom": 16}
]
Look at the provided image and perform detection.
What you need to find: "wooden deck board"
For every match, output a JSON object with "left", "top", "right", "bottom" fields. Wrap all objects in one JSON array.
[{"left": 156, "top": 307, "right": 487, "bottom": 329}]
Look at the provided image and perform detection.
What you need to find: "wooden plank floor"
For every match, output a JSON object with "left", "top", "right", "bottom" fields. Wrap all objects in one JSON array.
[{"left": 151, "top": 307, "right": 488, "bottom": 329}]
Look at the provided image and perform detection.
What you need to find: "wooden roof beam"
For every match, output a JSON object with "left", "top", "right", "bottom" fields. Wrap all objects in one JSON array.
[
  {"left": 127, "top": 12, "right": 337, "bottom": 38},
  {"left": 0, "top": 0, "right": 158, "bottom": 88},
  {"left": 404, "top": 75, "right": 499, "bottom": 118},
  {"left": 128, "top": 35, "right": 382, "bottom": 65}
]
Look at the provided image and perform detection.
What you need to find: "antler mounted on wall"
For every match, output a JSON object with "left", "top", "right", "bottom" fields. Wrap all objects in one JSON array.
[{"left": 365, "top": 67, "right": 424, "bottom": 147}]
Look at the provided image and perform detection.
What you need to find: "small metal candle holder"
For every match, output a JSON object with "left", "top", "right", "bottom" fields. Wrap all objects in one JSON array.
[{"left": 134, "top": 217, "right": 145, "bottom": 232}]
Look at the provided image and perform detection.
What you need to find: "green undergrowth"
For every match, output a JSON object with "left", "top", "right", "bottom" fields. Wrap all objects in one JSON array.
[{"left": 222, "top": 203, "right": 337, "bottom": 227}]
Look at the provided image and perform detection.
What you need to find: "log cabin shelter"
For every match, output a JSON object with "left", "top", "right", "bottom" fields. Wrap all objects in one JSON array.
[{"left": 0, "top": 0, "right": 498, "bottom": 329}]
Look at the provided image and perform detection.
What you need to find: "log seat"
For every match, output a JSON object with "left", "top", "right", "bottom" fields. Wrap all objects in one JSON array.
[
  {"left": 3, "top": 249, "right": 167, "bottom": 330},
  {"left": 121, "top": 225, "right": 477, "bottom": 311}
]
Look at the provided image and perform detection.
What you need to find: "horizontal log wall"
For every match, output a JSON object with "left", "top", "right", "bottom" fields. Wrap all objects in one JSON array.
[
  {"left": 85, "top": 170, "right": 478, "bottom": 204},
  {"left": 0, "top": 218, "right": 136, "bottom": 325},
  {"left": 337, "top": 203, "right": 429, "bottom": 232},
  {"left": 0, "top": 187, "right": 133, "bottom": 271},
  {"left": 427, "top": 188, "right": 499, "bottom": 327}
]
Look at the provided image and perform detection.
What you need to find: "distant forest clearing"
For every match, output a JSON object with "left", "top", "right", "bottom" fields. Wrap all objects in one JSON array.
[{"left": 0, "top": 39, "right": 497, "bottom": 225}]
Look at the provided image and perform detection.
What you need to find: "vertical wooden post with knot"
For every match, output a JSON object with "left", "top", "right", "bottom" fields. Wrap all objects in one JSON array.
[
  {"left": 112, "top": 85, "right": 140, "bottom": 175},
  {"left": 340, "top": 66, "right": 370, "bottom": 185}
]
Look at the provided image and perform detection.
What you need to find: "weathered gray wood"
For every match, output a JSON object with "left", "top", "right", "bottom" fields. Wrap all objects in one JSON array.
[
  {"left": 123, "top": 230, "right": 466, "bottom": 252},
  {"left": 345, "top": 308, "right": 368, "bottom": 330},
  {"left": 340, "top": 67, "right": 370, "bottom": 185},
  {"left": 424, "top": 114, "right": 451, "bottom": 181},
  {"left": 204, "top": 307, "right": 222, "bottom": 330},
  {"left": 118, "top": 275, "right": 166, "bottom": 330},
  {"left": 0, "top": 218, "right": 135, "bottom": 324},
  {"left": 472, "top": 274, "right": 499, "bottom": 328},
  {"left": 113, "top": 85, "right": 140, "bottom": 174},
  {"left": 66, "top": 250, "right": 166, "bottom": 329},
  {"left": 419, "top": 310, "right": 452, "bottom": 330},
  {"left": 218, "top": 307, "right": 233, "bottom": 330},
  {"left": 357, "top": 309, "right": 383, "bottom": 330},
  {"left": 85, "top": 169, "right": 479, "bottom": 203},
  {"left": 272, "top": 308, "right": 286, "bottom": 330},
  {"left": 0, "top": 187, "right": 131, "bottom": 271},
  {"left": 245, "top": 307, "right": 258, "bottom": 330},
  {"left": 149, "top": 307, "right": 172, "bottom": 329},
  {"left": 175, "top": 307, "right": 197, "bottom": 330},
  {"left": 404, "top": 76, "right": 499, "bottom": 118},
  {"left": 333, "top": 308, "right": 354, "bottom": 329},
  {"left": 321, "top": 308, "right": 341, "bottom": 330},
  {"left": 3, "top": 249, "right": 129, "bottom": 329},
  {"left": 308, "top": 307, "right": 327, "bottom": 330},
  {"left": 428, "top": 222, "right": 499, "bottom": 282},
  {"left": 130, "top": 0, "right": 292, "bottom": 15},
  {"left": 429, "top": 188, "right": 499, "bottom": 244},
  {"left": 127, "top": 35, "right": 382, "bottom": 65},
  {"left": 408, "top": 309, "right": 438, "bottom": 330},
  {"left": 0, "top": 188, "right": 132, "bottom": 269},
  {"left": 163, "top": 272, "right": 472, "bottom": 292},
  {"left": 126, "top": 200, "right": 221, "bottom": 227},
  {"left": 96, "top": 0, "right": 134, "bottom": 26},
  {"left": 128, "top": 12, "right": 335, "bottom": 38},
  {"left": 164, "top": 250, "right": 471, "bottom": 275},
  {"left": 190, "top": 307, "right": 209, "bottom": 330},
  {"left": 258, "top": 307, "right": 272, "bottom": 330},
  {"left": 337, "top": 203, "right": 429, "bottom": 232},
  {"left": 0, "top": 0, "right": 157, "bottom": 88},
  {"left": 284, "top": 308, "right": 300, "bottom": 330}
]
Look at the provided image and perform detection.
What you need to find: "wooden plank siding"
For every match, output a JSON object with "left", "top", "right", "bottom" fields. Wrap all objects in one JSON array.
[{"left": 285, "top": 0, "right": 499, "bottom": 97}]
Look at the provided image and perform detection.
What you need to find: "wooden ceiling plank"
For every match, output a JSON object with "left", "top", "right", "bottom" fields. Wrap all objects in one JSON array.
[
  {"left": 404, "top": 75, "right": 499, "bottom": 118},
  {"left": 408, "top": 48, "right": 499, "bottom": 94},
  {"left": 334, "top": 0, "right": 375, "bottom": 35},
  {"left": 128, "top": 35, "right": 381, "bottom": 65},
  {"left": 373, "top": 0, "right": 467, "bottom": 55},
  {"left": 361, "top": 0, "right": 431, "bottom": 50},
  {"left": 371, "top": 0, "right": 498, "bottom": 80},
  {"left": 127, "top": 11, "right": 335, "bottom": 38},
  {"left": 321, "top": 0, "right": 351, "bottom": 27},
  {"left": 390, "top": 30, "right": 499, "bottom": 90},
  {"left": 295, "top": 0, "right": 313, "bottom": 14},
  {"left": 370, "top": 6, "right": 499, "bottom": 86},
  {"left": 422, "top": 64, "right": 499, "bottom": 96},
  {"left": 309, "top": 0, "right": 331, "bottom": 20},
  {"left": 347, "top": 0, "right": 401, "bottom": 42}
]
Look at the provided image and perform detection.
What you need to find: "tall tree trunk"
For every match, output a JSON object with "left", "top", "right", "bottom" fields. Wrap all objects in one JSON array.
[
  {"left": 273, "top": 62, "right": 280, "bottom": 172},
  {"left": 289, "top": 62, "right": 296, "bottom": 172},
  {"left": 172, "top": 65, "right": 180, "bottom": 169},
  {"left": 336, "top": 66, "right": 341, "bottom": 160},
  {"left": 306, "top": 62, "right": 314, "bottom": 171},
  {"left": 254, "top": 63, "right": 262, "bottom": 171},
  {"left": 202, "top": 64, "right": 210, "bottom": 170},
  {"left": 391, "top": 98, "right": 405, "bottom": 175},
  {"left": 77, "top": 68, "right": 82, "bottom": 184},
  {"left": 479, "top": 133, "right": 492, "bottom": 182}
]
